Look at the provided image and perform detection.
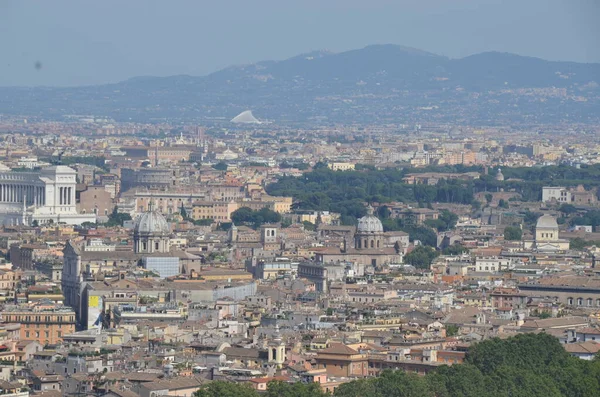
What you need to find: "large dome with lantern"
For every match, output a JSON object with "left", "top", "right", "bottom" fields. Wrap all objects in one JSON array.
[
  {"left": 134, "top": 209, "right": 170, "bottom": 235},
  {"left": 357, "top": 205, "right": 384, "bottom": 233}
]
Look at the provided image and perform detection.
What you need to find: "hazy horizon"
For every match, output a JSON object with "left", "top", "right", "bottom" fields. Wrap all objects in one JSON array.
[{"left": 2, "top": 0, "right": 599, "bottom": 87}]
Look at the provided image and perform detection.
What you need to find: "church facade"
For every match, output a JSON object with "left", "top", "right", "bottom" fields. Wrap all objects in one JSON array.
[
  {"left": 523, "top": 214, "right": 570, "bottom": 252},
  {"left": 315, "top": 206, "right": 403, "bottom": 267}
]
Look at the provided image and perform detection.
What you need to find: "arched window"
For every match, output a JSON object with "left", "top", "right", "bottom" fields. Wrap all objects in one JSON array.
[
  {"left": 577, "top": 298, "right": 583, "bottom": 306},
  {"left": 588, "top": 298, "right": 593, "bottom": 306},
  {"left": 370, "top": 240, "right": 374, "bottom": 248},
  {"left": 567, "top": 297, "right": 573, "bottom": 305}
]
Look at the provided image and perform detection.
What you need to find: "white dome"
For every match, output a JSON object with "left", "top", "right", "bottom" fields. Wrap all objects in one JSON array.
[
  {"left": 134, "top": 210, "right": 170, "bottom": 235},
  {"left": 496, "top": 168, "right": 504, "bottom": 181},
  {"left": 536, "top": 214, "right": 558, "bottom": 229},
  {"left": 357, "top": 205, "right": 383, "bottom": 233}
]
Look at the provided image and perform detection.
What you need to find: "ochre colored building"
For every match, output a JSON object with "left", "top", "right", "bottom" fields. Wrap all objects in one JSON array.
[{"left": 2, "top": 305, "right": 76, "bottom": 345}]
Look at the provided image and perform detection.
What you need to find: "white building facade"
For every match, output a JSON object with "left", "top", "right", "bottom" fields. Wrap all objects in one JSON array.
[
  {"left": 0, "top": 165, "right": 96, "bottom": 226},
  {"left": 542, "top": 187, "right": 571, "bottom": 203}
]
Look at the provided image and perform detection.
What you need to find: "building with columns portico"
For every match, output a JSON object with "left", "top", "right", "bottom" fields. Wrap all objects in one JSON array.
[{"left": 0, "top": 165, "right": 96, "bottom": 226}]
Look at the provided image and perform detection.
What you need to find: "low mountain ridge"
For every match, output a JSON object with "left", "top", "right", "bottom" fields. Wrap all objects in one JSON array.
[{"left": 0, "top": 44, "right": 598, "bottom": 124}]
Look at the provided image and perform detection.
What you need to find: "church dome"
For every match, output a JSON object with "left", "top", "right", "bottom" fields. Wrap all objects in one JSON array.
[
  {"left": 495, "top": 168, "right": 505, "bottom": 181},
  {"left": 536, "top": 214, "right": 558, "bottom": 229},
  {"left": 134, "top": 208, "right": 170, "bottom": 235},
  {"left": 357, "top": 205, "right": 383, "bottom": 233}
]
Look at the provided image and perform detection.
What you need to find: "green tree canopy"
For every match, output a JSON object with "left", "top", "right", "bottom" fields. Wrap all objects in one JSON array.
[
  {"left": 104, "top": 206, "right": 132, "bottom": 227},
  {"left": 559, "top": 203, "right": 577, "bottom": 215},
  {"left": 504, "top": 226, "right": 523, "bottom": 241},
  {"left": 212, "top": 162, "right": 228, "bottom": 171},
  {"left": 231, "top": 207, "right": 281, "bottom": 228},
  {"left": 334, "top": 333, "right": 600, "bottom": 397},
  {"left": 404, "top": 245, "right": 439, "bottom": 269},
  {"left": 193, "top": 381, "right": 258, "bottom": 397}
]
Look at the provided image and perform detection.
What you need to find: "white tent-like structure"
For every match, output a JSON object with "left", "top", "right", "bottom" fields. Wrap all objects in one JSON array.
[{"left": 231, "top": 110, "right": 261, "bottom": 124}]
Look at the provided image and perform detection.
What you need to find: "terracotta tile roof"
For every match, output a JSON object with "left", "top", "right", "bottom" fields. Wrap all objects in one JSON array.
[
  {"left": 318, "top": 343, "right": 358, "bottom": 355},
  {"left": 564, "top": 341, "right": 600, "bottom": 354}
]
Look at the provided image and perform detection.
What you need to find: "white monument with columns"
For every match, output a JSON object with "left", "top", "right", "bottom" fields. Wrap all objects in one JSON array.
[{"left": 0, "top": 165, "right": 96, "bottom": 226}]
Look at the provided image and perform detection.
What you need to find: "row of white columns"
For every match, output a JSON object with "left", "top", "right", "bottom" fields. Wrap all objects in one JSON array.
[
  {"left": 59, "top": 186, "right": 73, "bottom": 205},
  {"left": 0, "top": 184, "right": 45, "bottom": 206}
]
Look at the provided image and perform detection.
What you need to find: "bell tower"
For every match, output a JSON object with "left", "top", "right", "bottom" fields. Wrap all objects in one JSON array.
[{"left": 267, "top": 325, "right": 286, "bottom": 369}]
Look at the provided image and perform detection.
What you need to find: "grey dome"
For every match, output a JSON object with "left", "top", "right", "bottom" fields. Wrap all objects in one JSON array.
[
  {"left": 134, "top": 210, "right": 170, "bottom": 235},
  {"left": 357, "top": 205, "right": 383, "bottom": 233},
  {"left": 536, "top": 214, "right": 558, "bottom": 229}
]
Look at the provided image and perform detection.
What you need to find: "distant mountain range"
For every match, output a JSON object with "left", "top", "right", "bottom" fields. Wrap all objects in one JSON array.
[{"left": 1, "top": 44, "right": 599, "bottom": 124}]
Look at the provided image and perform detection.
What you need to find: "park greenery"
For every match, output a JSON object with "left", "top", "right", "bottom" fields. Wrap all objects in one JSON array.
[
  {"left": 212, "top": 161, "right": 228, "bottom": 171},
  {"left": 104, "top": 206, "right": 131, "bottom": 227},
  {"left": 231, "top": 207, "right": 282, "bottom": 229},
  {"left": 266, "top": 167, "right": 475, "bottom": 225},
  {"left": 266, "top": 164, "right": 600, "bottom": 222},
  {"left": 193, "top": 333, "right": 600, "bottom": 397},
  {"left": 570, "top": 209, "right": 600, "bottom": 228},
  {"left": 403, "top": 245, "right": 439, "bottom": 268},
  {"left": 569, "top": 237, "right": 600, "bottom": 250},
  {"left": 503, "top": 226, "right": 523, "bottom": 241}
]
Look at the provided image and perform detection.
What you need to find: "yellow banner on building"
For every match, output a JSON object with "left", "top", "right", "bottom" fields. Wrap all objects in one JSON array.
[{"left": 88, "top": 295, "right": 99, "bottom": 308}]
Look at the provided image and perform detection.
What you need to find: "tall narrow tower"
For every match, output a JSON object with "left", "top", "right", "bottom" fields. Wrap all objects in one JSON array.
[{"left": 268, "top": 325, "right": 286, "bottom": 369}]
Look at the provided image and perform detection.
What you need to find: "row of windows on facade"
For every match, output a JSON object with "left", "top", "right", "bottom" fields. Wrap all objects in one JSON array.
[
  {"left": 387, "top": 354, "right": 459, "bottom": 363},
  {"left": 141, "top": 241, "right": 162, "bottom": 251},
  {"left": 25, "top": 330, "right": 61, "bottom": 338},
  {"left": 81, "top": 208, "right": 109, "bottom": 215},
  {"left": 5, "top": 316, "right": 74, "bottom": 323},
  {"left": 567, "top": 297, "right": 600, "bottom": 306},
  {"left": 356, "top": 239, "right": 381, "bottom": 248}
]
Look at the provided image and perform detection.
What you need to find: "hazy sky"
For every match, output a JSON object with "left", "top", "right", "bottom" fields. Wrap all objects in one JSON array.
[{"left": 1, "top": 0, "right": 599, "bottom": 86}]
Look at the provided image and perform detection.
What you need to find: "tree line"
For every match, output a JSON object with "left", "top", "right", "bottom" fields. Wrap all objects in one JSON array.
[
  {"left": 266, "top": 167, "right": 475, "bottom": 224},
  {"left": 266, "top": 164, "right": 600, "bottom": 221}
]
